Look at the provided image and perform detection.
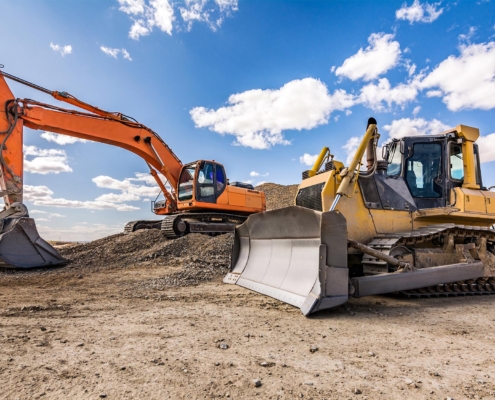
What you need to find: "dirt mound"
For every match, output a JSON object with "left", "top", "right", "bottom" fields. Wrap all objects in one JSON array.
[
  {"left": 255, "top": 182, "right": 298, "bottom": 210},
  {"left": 58, "top": 230, "right": 234, "bottom": 286}
]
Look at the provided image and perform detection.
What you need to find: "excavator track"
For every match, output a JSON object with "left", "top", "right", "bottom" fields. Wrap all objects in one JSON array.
[
  {"left": 124, "top": 220, "right": 163, "bottom": 234},
  {"left": 161, "top": 212, "right": 247, "bottom": 239},
  {"left": 360, "top": 224, "right": 495, "bottom": 297}
]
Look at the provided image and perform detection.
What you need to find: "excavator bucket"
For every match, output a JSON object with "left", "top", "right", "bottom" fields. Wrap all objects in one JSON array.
[
  {"left": 224, "top": 206, "right": 349, "bottom": 315},
  {"left": 0, "top": 217, "right": 66, "bottom": 269}
]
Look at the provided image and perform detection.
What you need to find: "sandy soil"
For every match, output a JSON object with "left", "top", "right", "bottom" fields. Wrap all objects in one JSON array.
[{"left": 1, "top": 259, "right": 494, "bottom": 400}]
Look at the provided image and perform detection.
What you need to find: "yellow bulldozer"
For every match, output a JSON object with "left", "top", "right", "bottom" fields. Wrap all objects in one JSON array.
[{"left": 225, "top": 118, "right": 495, "bottom": 315}]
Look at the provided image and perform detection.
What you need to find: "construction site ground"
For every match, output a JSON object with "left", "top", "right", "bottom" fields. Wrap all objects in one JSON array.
[{"left": 0, "top": 184, "right": 494, "bottom": 400}]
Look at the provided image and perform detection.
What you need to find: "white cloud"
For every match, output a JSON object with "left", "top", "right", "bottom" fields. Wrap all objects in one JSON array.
[
  {"left": 118, "top": 0, "right": 236, "bottom": 39},
  {"left": 256, "top": 181, "right": 267, "bottom": 186},
  {"left": 100, "top": 46, "right": 132, "bottom": 61},
  {"left": 22, "top": 172, "right": 162, "bottom": 212},
  {"left": 477, "top": 133, "right": 495, "bottom": 163},
  {"left": 395, "top": 0, "right": 443, "bottom": 24},
  {"left": 41, "top": 132, "right": 87, "bottom": 145},
  {"left": 37, "top": 223, "right": 123, "bottom": 242},
  {"left": 179, "top": 0, "right": 236, "bottom": 31},
  {"left": 29, "top": 210, "right": 65, "bottom": 218},
  {"left": 121, "top": 49, "right": 132, "bottom": 61},
  {"left": 458, "top": 27, "right": 477, "bottom": 45},
  {"left": 119, "top": 0, "right": 174, "bottom": 39},
  {"left": 383, "top": 118, "right": 450, "bottom": 140},
  {"left": 334, "top": 33, "right": 401, "bottom": 81},
  {"left": 190, "top": 78, "right": 356, "bottom": 149},
  {"left": 299, "top": 153, "right": 319, "bottom": 167},
  {"left": 23, "top": 145, "right": 72, "bottom": 175},
  {"left": 92, "top": 173, "right": 162, "bottom": 202},
  {"left": 412, "top": 106, "right": 421, "bottom": 116},
  {"left": 426, "top": 90, "right": 442, "bottom": 97},
  {"left": 24, "top": 185, "right": 139, "bottom": 212},
  {"left": 420, "top": 42, "right": 495, "bottom": 111},
  {"left": 249, "top": 171, "right": 268, "bottom": 177},
  {"left": 358, "top": 78, "right": 419, "bottom": 111},
  {"left": 101, "top": 46, "right": 120, "bottom": 58},
  {"left": 342, "top": 137, "right": 362, "bottom": 165},
  {"left": 50, "top": 42, "right": 72, "bottom": 56}
]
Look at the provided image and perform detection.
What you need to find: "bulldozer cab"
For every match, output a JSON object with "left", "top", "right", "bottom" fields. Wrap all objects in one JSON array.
[{"left": 380, "top": 134, "right": 483, "bottom": 210}]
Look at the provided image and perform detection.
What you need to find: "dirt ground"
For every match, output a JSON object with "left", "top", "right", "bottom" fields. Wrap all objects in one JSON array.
[{"left": 1, "top": 240, "right": 494, "bottom": 400}]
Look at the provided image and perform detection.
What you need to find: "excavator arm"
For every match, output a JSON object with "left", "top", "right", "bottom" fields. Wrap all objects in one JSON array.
[{"left": 0, "top": 71, "right": 184, "bottom": 268}]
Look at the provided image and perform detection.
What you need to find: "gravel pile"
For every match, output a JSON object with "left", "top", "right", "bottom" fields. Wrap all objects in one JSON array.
[
  {"left": 53, "top": 183, "right": 296, "bottom": 286},
  {"left": 59, "top": 230, "right": 233, "bottom": 286},
  {"left": 255, "top": 183, "right": 298, "bottom": 211}
]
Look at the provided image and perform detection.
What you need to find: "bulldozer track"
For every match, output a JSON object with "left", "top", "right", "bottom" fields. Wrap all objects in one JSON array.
[
  {"left": 361, "top": 223, "right": 495, "bottom": 297},
  {"left": 161, "top": 212, "right": 247, "bottom": 239}
]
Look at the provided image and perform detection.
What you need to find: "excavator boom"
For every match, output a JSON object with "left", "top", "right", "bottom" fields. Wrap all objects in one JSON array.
[{"left": 0, "top": 70, "right": 264, "bottom": 268}]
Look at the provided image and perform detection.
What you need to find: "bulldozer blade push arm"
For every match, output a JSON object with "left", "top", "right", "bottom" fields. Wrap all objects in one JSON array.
[{"left": 224, "top": 206, "right": 349, "bottom": 315}]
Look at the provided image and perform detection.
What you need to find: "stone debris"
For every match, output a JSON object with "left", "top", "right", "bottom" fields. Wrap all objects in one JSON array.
[
  {"left": 252, "top": 379, "right": 262, "bottom": 388},
  {"left": 353, "top": 388, "right": 362, "bottom": 394},
  {"left": 309, "top": 345, "right": 318, "bottom": 353},
  {"left": 255, "top": 183, "right": 298, "bottom": 211}
]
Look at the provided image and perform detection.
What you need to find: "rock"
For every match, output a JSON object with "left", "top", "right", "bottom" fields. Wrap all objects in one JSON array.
[
  {"left": 253, "top": 379, "right": 262, "bottom": 388},
  {"left": 214, "top": 362, "right": 220, "bottom": 366},
  {"left": 353, "top": 388, "right": 362, "bottom": 394},
  {"left": 99, "top": 394, "right": 107, "bottom": 398},
  {"left": 310, "top": 345, "right": 318, "bottom": 353},
  {"left": 77, "top": 343, "right": 84, "bottom": 347},
  {"left": 219, "top": 343, "right": 229, "bottom": 350},
  {"left": 260, "top": 362, "right": 268, "bottom": 367},
  {"left": 40, "top": 326, "right": 47, "bottom": 331},
  {"left": 303, "top": 381, "right": 314, "bottom": 386},
  {"left": 120, "top": 366, "right": 126, "bottom": 370},
  {"left": 368, "top": 352, "right": 375, "bottom": 357}
]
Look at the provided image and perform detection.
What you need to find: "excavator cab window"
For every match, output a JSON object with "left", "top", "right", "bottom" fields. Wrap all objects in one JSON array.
[
  {"left": 178, "top": 164, "right": 196, "bottom": 201},
  {"left": 405, "top": 143, "right": 442, "bottom": 198},
  {"left": 196, "top": 162, "right": 226, "bottom": 203},
  {"left": 197, "top": 162, "right": 216, "bottom": 203}
]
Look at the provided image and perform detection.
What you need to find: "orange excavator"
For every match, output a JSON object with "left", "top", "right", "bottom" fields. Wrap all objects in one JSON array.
[{"left": 0, "top": 70, "right": 265, "bottom": 268}]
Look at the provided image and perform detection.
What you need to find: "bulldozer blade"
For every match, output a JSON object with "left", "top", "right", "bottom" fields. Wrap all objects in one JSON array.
[
  {"left": 224, "top": 206, "right": 349, "bottom": 316},
  {"left": 0, "top": 217, "right": 66, "bottom": 268}
]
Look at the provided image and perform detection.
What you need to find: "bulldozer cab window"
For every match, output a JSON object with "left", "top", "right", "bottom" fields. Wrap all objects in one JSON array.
[
  {"left": 386, "top": 142, "right": 402, "bottom": 176},
  {"left": 450, "top": 142, "right": 464, "bottom": 181},
  {"left": 178, "top": 164, "right": 196, "bottom": 201},
  {"left": 405, "top": 143, "right": 442, "bottom": 198}
]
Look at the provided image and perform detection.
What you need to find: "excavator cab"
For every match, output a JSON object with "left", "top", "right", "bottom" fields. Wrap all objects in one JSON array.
[{"left": 177, "top": 161, "right": 226, "bottom": 204}]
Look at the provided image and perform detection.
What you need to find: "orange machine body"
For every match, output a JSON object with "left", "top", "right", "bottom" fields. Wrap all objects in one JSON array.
[{"left": 0, "top": 72, "right": 265, "bottom": 217}]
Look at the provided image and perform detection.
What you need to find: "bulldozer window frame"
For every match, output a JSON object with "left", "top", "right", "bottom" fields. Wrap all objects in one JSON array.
[
  {"left": 386, "top": 140, "right": 402, "bottom": 177},
  {"left": 405, "top": 142, "right": 443, "bottom": 199},
  {"left": 449, "top": 142, "right": 464, "bottom": 182}
]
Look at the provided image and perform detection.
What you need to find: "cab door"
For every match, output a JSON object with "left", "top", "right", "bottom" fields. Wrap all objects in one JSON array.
[{"left": 196, "top": 162, "right": 226, "bottom": 203}]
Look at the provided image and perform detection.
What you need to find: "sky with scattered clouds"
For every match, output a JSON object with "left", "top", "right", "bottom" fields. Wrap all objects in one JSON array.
[{"left": 2, "top": 0, "right": 495, "bottom": 240}]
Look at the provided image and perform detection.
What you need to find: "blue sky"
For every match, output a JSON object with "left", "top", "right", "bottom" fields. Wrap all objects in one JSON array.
[{"left": 1, "top": 0, "right": 495, "bottom": 240}]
